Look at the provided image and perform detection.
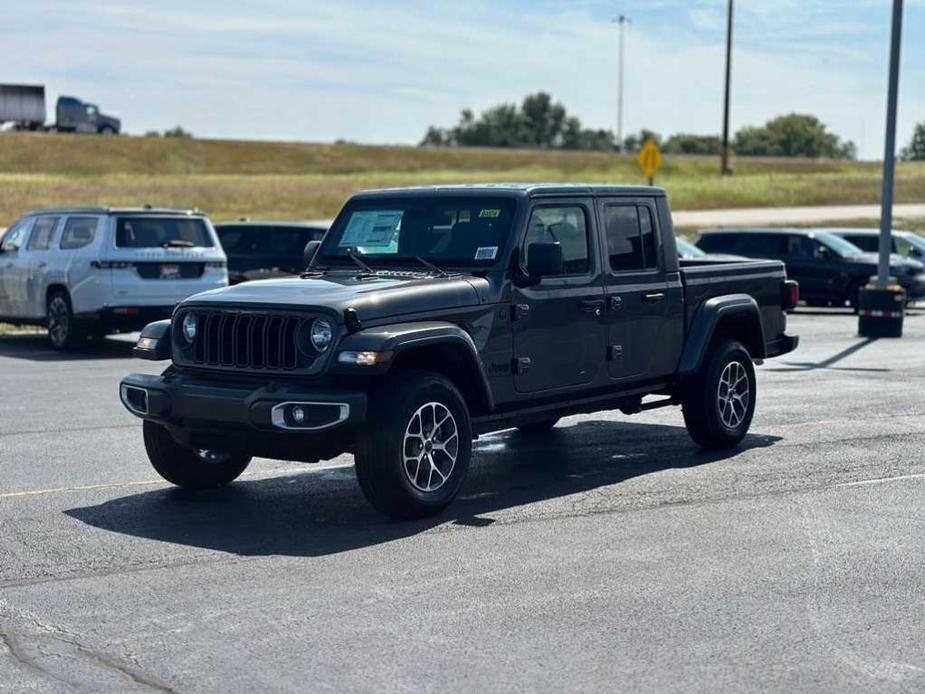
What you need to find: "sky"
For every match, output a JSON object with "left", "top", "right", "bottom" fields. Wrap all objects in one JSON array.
[{"left": 4, "top": 0, "right": 924, "bottom": 159}]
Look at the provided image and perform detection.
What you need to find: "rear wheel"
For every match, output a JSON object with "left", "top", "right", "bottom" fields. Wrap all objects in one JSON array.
[
  {"left": 143, "top": 421, "right": 252, "bottom": 489},
  {"left": 354, "top": 371, "right": 472, "bottom": 519},
  {"left": 682, "top": 340, "right": 756, "bottom": 449},
  {"left": 47, "top": 291, "right": 84, "bottom": 350}
]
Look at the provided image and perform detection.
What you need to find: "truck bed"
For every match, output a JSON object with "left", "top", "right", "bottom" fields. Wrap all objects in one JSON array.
[{"left": 680, "top": 257, "right": 789, "bottom": 352}]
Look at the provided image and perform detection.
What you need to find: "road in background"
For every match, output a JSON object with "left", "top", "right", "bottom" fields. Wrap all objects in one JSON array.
[
  {"left": 1, "top": 311, "right": 924, "bottom": 692},
  {"left": 674, "top": 202, "right": 925, "bottom": 228}
]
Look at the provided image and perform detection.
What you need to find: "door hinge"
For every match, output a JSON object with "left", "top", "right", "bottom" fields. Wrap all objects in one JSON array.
[
  {"left": 607, "top": 345, "right": 624, "bottom": 361},
  {"left": 512, "top": 303, "right": 531, "bottom": 321},
  {"left": 512, "top": 357, "right": 532, "bottom": 375}
]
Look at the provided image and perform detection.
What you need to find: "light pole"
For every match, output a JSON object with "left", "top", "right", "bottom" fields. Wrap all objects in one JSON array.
[
  {"left": 613, "top": 15, "right": 631, "bottom": 152},
  {"left": 858, "top": 0, "right": 905, "bottom": 338},
  {"left": 720, "top": 0, "right": 734, "bottom": 175}
]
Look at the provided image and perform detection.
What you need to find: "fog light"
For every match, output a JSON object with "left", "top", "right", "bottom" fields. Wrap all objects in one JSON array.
[
  {"left": 291, "top": 406, "right": 305, "bottom": 425},
  {"left": 337, "top": 350, "right": 393, "bottom": 366}
]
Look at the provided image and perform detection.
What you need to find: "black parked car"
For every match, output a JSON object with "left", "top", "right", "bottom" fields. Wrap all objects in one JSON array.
[
  {"left": 830, "top": 228, "right": 925, "bottom": 261},
  {"left": 214, "top": 221, "right": 330, "bottom": 284},
  {"left": 697, "top": 228, "right": 925, "bottom": 308}
]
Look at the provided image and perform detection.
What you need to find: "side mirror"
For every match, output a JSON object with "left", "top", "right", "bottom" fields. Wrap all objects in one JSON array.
[
  {"left": 304, "top": 240, "right": 321, "bottom": 266},
  {"left": 526, "top": 242, "right": 563, "bottom": 278},
  {"left": 817, "top": 245, "right": 832, "bottom": 260}
]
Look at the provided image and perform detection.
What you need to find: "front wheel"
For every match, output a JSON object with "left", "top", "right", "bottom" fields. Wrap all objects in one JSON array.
[
  {"left": 354, "top": 371, "right": 472, "bottom": 519},
  {"left": 681, "top": 340, "right": 756, "bottom": 450},
  {"left": 143, "top": 421, "right": 252, "bottom": 489}
]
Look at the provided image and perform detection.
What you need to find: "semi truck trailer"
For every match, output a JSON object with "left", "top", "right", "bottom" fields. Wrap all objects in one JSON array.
[{"left": 0, "top": 84, "right": 121, "bottom": 134}]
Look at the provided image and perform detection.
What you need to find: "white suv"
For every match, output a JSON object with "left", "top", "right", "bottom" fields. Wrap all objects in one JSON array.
[{"left": 0, "top": 207, "right": 228, "bottom": 349}]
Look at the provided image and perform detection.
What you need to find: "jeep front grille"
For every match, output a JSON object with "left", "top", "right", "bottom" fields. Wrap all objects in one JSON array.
[{"left": 180, "top": 311, "right": 304, "bottom": 371}]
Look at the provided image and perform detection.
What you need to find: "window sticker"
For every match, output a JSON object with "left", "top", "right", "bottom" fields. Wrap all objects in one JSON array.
[
  {"left": 479, "top": 209, "right": 501, "bottom": 218},
  {"left": 475, "top": 246, "right": 498, "bottom": 260},
  {"left": 339, "top": 211, "right": 403, "bottom": 248}
]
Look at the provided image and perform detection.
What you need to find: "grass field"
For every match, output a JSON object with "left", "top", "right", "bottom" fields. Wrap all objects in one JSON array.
[{"left": 1, "top": 133, "right": 924, "bottom": 223}]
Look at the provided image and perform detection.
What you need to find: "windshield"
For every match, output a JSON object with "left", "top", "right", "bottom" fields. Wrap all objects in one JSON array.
[
  {"left": 318, "top": 197, "right": 516, "bottom": 267},
  {"left": 116, "top": 217, "right": 214, "bottom": 248},
  {"left": 817, "top": 232, "right": 863, "bottom": 257},
  {"left": 675, "top": 237, "right": 705, "bottom": 257},
  {"left": 897, "top": 233, "right": 925, "bottom": 255}
]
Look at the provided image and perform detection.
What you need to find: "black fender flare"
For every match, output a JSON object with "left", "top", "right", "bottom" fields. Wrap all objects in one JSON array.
[
  {"left": 333, "top": 321, "right": 494, "bottom": 412},
  {"left": 677, "top": 294, "right": 766, "bottom": 375}
]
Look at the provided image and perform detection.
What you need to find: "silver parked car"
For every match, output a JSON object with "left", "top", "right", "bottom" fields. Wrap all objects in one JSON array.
[{"left": 0, "top": 207, "right": 227, "bottom": 349}]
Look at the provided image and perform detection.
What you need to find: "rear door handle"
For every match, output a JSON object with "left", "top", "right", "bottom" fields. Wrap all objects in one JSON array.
[
  {"left": 643, "top": 292, "right": 665, "bottom": 303},
  {"left": 580, "top": 298, "right": 606, "bottom": 314},
  {"left": 36, "top": 261, "right": 47, "bottom": 269}
]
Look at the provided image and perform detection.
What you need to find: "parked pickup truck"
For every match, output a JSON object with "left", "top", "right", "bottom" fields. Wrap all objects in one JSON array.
[{"left": 120, "top": 184, "right": 799, "bottom": 519}]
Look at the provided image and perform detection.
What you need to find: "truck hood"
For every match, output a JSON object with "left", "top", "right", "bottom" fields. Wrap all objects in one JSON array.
[{"left": 182, "top": 272, "right": 487, "bottom": 322}]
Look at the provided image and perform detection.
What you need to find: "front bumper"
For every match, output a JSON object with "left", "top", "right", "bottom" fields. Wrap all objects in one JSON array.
[{"left": 119, "top": 371, "right": 367, "bottom": 461}]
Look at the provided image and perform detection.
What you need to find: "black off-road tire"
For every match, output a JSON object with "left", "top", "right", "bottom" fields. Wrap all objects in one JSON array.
[
  {"left": 517, "top": 418, "right": 560, "bottom": 434},
  {"left": 354, "top": 371, "right": 472, "bottom": 520},
  {"left": 681, "top": 339, "right": 756, "bottom": 450},
  {"left": 46, "top": 290, "right": 85, "bottom": 350},
  {"left": 143, "top": 420, "right": 252, "bottom": 489}
]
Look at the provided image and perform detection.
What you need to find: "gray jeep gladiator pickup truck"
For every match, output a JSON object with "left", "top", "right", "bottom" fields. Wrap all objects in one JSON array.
[{"left": 120, "top": 184, "right": 799, "bottom": 519}]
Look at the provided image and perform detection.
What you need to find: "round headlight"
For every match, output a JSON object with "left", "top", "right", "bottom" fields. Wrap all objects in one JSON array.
[
  {"left": 181, "top": 312, "right": 198, "bottom": 343},
  {"left": 310, "top": 318, "right": 333, "bottom": 352}
]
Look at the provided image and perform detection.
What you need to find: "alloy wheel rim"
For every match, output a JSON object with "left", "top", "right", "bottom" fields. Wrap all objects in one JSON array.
[
  {"left": 717, "top": 360, "right": 749, "bottom": 429},
  {"left": 402, "top": 401, "right": 459, "bottom": 492},
  {"left": 48, "top": 298, "right": 69, "bottom": 346}
]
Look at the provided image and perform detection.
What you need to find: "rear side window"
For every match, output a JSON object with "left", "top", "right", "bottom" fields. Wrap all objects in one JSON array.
[
  {"left": 602, "top": 204, "right": 658, "bottom": 271},
  {"left": 27, "top": 216, "right": 60, "bottom": 251},
  {"left": 844, "top": 235, "right": 878, "bottom": 253},
  {"left": 259, "top": 228, "right": 318, "bottom": 256},
  {"left": 524, "top": 206, "right": 590, "bottom": 275},
  {"left": 216, "top": 227, "right": 258, "bottom": 254},
  {"left": 60, "top": 217, "right": 98, "bottom": 250},
  {"left": 696, "top": 234, "right": 732, "bottom": 253},
  {"left": 116, "top": 217, "right": 213, "bottom": 248}
]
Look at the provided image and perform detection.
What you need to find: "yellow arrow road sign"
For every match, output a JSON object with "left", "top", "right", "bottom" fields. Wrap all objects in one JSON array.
[{"left": 636, "top": 139, "right": 663, "bottom": 181}]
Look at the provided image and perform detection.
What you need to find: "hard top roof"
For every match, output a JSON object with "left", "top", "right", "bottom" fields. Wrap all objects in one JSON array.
[
  {"left": 350, "top": 183, "right": 666, "bottom": 199},
  {"left": 24, "top": 206, "right": 208, "bottom": 218}
]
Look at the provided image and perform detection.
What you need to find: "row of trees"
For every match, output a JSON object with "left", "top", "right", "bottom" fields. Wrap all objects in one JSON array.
[
  {"left": 422, "top": 92, "right": 925, "bottom": 161},
  {"left": 421, "top": 93, "right": 615, "bottom": 151}
]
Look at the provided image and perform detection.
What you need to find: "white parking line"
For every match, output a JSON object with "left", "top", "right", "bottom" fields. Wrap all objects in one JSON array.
[
  {"left": 0, "top": 462, "right": 353, "bottom": 500},
  {"left": 837, "top": 473, "right": 925, "bottom": 488}
]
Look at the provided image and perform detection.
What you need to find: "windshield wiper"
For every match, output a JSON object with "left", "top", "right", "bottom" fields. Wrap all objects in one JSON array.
[
  {"left": 162, "top": 239, "right": 195, "bottom": 248},
  {"left": 346, "top": 248, "right": 376, "bottom": 275},
  {"left": 413, "top": 256, "right": 448, "bottom": 277}
]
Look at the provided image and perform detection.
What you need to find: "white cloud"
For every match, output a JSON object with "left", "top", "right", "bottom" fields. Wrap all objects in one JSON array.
[{"left": 2, "top": 0, "right": 922, "bottom": 158}]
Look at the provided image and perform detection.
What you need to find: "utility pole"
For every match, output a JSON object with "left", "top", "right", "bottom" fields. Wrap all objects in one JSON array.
[
  {"left": 876, "top": 0, "right": 903, "bottom": 288},
  {"left": 720, "top": 0, "right": 734, "bottom": 175},
  {"left": 858, "top": 0, "right": 905, "bottom": 338},
  {"left": 613, "top": 15, "right": 631, "bottom": 153}
]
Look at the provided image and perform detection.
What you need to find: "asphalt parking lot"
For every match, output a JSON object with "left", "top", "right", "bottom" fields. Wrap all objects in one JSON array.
[{"left": 1, "top": 309, "right": 924, "bottom": 693}]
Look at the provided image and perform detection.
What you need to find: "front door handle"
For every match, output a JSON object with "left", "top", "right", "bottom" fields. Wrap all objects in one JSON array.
[
  {"left": 580, "top": 298, "right": 605, "bottom": 315},
  {"left": 643, "top": 292, "right": 665, "bottom": 303},
  {"left": 36, "top": 261, "right": 47, "bottom": 269}
]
